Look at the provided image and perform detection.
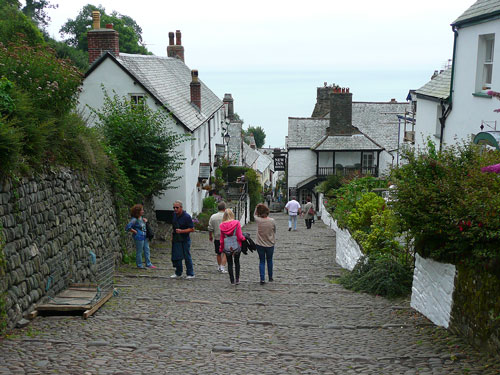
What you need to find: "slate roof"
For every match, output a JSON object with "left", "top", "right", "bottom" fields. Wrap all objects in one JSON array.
[
  {"left": 287, "top": 118, "right": 329, "bottom": 148},
  {"left": 312, "top": 134, "right": 383, "bottom": 151},
  {"left": 288, "top": 101, "right": 409, "bottom": 152},
  {"left": 89, "top": 52, "right": 223, "bottom": 132},
  {"left": 452, "top": 0, "right": 500, "bottom": 26},
  {"left": 255, "top": 153, "right": 273, "bottom": 173},
  {"left": 415, "top": 68, "right": 452, "bottom": 101},
  {"left": 242, "top": 142, "right": 259, "bottom": 167}
]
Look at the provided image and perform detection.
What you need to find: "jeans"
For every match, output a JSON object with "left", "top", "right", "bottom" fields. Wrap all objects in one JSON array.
[
  {"left": 305, "top": 219, "right": 313, "bottom": 229},
  {"left": 226, "top": 252, "right": 240, "bottom": 283},
  {"left": 256, "top": 245, "right": 274, "bottom": 281},
  {"left": 135, "top": 239, "right": 152, "bottom": 268},
  {"left": 288, "top": 215, "right": 298, "bottom": 230},
  {"left": 173, "top": 239, "right": 194, "bottom": 276}
]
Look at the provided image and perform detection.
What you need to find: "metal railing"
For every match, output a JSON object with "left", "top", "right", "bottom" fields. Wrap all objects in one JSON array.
[{"left": 225, "top": 181, "right": 248, "bottom": 223}]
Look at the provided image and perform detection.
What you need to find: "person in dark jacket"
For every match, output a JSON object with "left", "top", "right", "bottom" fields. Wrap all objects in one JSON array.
[{"left": 171, "top": 200, "right": 195, "bottom": 279}]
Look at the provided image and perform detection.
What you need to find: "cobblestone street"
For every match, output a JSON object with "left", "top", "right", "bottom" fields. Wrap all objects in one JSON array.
[{"left": 0, "top": 213, "right": 499, "bottom": 374}]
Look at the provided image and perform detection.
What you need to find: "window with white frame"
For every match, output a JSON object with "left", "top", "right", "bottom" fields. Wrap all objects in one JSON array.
[{"left": 476, "top": 34, "right": 495, "bottom": 92}]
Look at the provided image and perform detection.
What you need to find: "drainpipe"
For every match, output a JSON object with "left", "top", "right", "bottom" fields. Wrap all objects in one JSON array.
[{"left": 440, "top": 26, "right": 458, "bottom": 150}]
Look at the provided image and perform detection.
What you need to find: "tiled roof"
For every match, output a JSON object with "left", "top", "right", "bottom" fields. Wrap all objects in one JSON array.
[
  {"left": 415, "top": 68, "right": 451, "bottom": 101},
  {"left": 312, "top": 134, "right": 383, "bottom": 151},
  {"left": 452, "top": 0, "right": 500, "bottom": 26},
  {"left": 116, "top": 54, "right": 222, "bottom": 132}
]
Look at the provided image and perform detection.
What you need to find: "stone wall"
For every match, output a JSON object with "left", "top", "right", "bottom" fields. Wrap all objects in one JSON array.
[
  {"left": 450, "top": 264, "right": 500, "bottom": 355},
  {"left": 0, "top": 169, "right": 122, "bottom": 330}
]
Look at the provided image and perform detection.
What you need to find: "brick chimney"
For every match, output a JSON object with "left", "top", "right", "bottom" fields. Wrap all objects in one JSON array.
[
  {"left": 190, "top": 70, "right": 201, "bottom": 110},
  {"left": 223, "top": 93, "right": 234, "bottom": 120},
  {"left": 87, "top": 11, "right": 119, "bottom": 65},
  {"left": 328, "top": 87, "right": 360, "bottom": 136},
  {"left": 167, "top": 30, "right": 185, "bottom": 62}
]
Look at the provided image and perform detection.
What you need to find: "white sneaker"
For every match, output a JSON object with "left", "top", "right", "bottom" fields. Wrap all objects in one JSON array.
[
  {"left": 220, "top": 267, "right": 227, "bottom": 273},
  {"left": 170, "top": 274, "right": 180, "bottom": 278},
  {"left": 186, "top": 275, "right": 195, "bottom": 279}
]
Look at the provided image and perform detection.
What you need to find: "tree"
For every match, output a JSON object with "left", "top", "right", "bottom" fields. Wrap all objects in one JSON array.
[
  {"left": 246, "top": 125, "right": 266, "bottom": 148},
  {"left": 59, "top": 4, "right": 151, "bottom": 55},
  {"left": 21, "top": 0, "right": 57, "bottom": 30},
  {"left": 91, "top": 90, "right": 189, "bottom": 199}
]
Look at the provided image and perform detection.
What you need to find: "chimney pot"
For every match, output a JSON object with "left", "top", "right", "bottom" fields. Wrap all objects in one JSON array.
[
  {"left": 92, "top": 11, "right": 100, "bottom": 29},
  {"left": 168, "top": 32, "right": 174, "bottom": 45},
  {"left": 176, "top": 30, "right": 182, "bottom": 45},
  {"left": 105, "top": 23, "right": 113, "bottom": 29}
]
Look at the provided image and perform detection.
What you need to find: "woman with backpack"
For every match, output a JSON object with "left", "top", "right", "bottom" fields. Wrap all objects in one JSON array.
[
  {"left": 219, "top": 208, "right": 246, "bottom": 285},
  {"left": 302, "top": 196, "right": 315, "bottom": 229},
  {"left": 125, "top": 204, "right": 156, "bottom": 269}
]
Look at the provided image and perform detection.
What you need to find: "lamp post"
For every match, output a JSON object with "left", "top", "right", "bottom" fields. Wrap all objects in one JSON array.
[{"left": 223, "top": 131, "right": 230, "bottom": 186}]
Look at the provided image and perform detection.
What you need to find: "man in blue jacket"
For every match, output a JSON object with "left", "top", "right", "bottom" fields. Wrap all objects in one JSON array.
[{"left": 171, "top": 200, "right": 195, "bottom": 279}]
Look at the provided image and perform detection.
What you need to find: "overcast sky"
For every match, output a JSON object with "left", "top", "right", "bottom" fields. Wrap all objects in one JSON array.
[{"left": 41, "top": 0, "right": 475, "bottom": 147}]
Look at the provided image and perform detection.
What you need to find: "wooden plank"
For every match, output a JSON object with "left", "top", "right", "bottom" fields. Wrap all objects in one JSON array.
[
  {"left": 83, "top": 290, "right": 113, "bottom": 319},
  {"left": 28, "top": 310, "right": 38, "bottom": 320},
  {"left": 36, "top": 304, "right": 91, "bottom": 312},
  {"left": 67, "top": 287, "right": 98, "bottom": 292},
  {"left": 57, "top": 290, "right": 97, "bottom": 298},
  {"left": 70, "top": 283, "right": 98, "bottom": 288}
]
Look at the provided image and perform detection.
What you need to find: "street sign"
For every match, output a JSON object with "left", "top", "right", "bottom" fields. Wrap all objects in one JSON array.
[{"left": 274, "top": 155, "right": 286, "bottom": 171}]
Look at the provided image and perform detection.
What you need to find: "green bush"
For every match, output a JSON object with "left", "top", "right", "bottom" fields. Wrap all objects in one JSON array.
[
  {"left": 339, "top": 254, "right": 413, "bottom": 299},
  {"left": 347, "top": 192, "right": 386, "bottom": 233},
  {"left": 316, "top": 174, "right": 343, "bottom": 194},
  {"left": 245, "top": 168, "right": 262, "bottom": 220},
  {"left": 326, "top": 176, "right": 387, "bottom": 229},
  {"left": 391, "top": 141, "right": 500, "bottom": 265},
  {"left": 91, "top": 90, "right": 189, "bottom": 201}
]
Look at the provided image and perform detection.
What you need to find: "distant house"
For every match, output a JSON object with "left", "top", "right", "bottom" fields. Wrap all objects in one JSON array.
[
  {"left": 287, "top": 84, "right": 409, "bottom": 204},
  {"left": 415, "top": 0, "right": 500, "bottom": 149},
  {"left": 222, "top": 93, "right": 244, "bottom": 166},
  {"left": 78, "top": 13, "right": 225, "bottom": 219},
  {"left": 242, "top": 143, "right": 273, "bottom": 189}
]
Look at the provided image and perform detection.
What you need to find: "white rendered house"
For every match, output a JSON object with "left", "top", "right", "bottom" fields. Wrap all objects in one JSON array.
[
  {"left": 78, "top": 14, "right": 224, "bottom": 220},
  {"left": 415, "top": 0, "right": 500, "bottom": 150}
]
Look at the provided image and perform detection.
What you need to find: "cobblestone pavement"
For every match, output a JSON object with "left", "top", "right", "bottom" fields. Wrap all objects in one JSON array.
[{"left": 1, "top": 213, "right": 499, "bottom": 374}]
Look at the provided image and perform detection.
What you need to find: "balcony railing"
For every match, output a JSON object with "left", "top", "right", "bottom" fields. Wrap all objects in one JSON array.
[{"left": 318, "top": 166, "right": 378, "bottom": 177}]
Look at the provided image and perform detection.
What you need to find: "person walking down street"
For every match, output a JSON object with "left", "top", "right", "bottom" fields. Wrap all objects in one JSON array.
[
  {"left": 171, "top": 200, "right": 195, "bottom": 279},
  {"left": 208, "top": 201, "right": 227, "bottom": 273},
  {"left": 285, "top": 196, "right": 301, "bottom": 231},
  {"left": 254, "top": 203, "right": 276, "bottom": 285},
  {"left": 219, "top": 209, "right": 246, "bottom": 285},
  {"left": 303, "top": 197, "right": 315, "bottom": 230},
  {"left": 125, "top": 204, "right": 156, "bottom": 269},
  {"left": 266, "top": 193, "right": 272, "bottom": 206}
]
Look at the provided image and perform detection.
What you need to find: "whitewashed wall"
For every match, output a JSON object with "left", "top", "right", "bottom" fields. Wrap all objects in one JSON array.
[
  {"left": 410, "top": 253, "right": 456, "bottom": 328},
  {"left": 288, "top": 149, "right": 317, "bottom": 188},
  {"left": 319, "top": 194, "right": 362, "bottom": 271}
]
